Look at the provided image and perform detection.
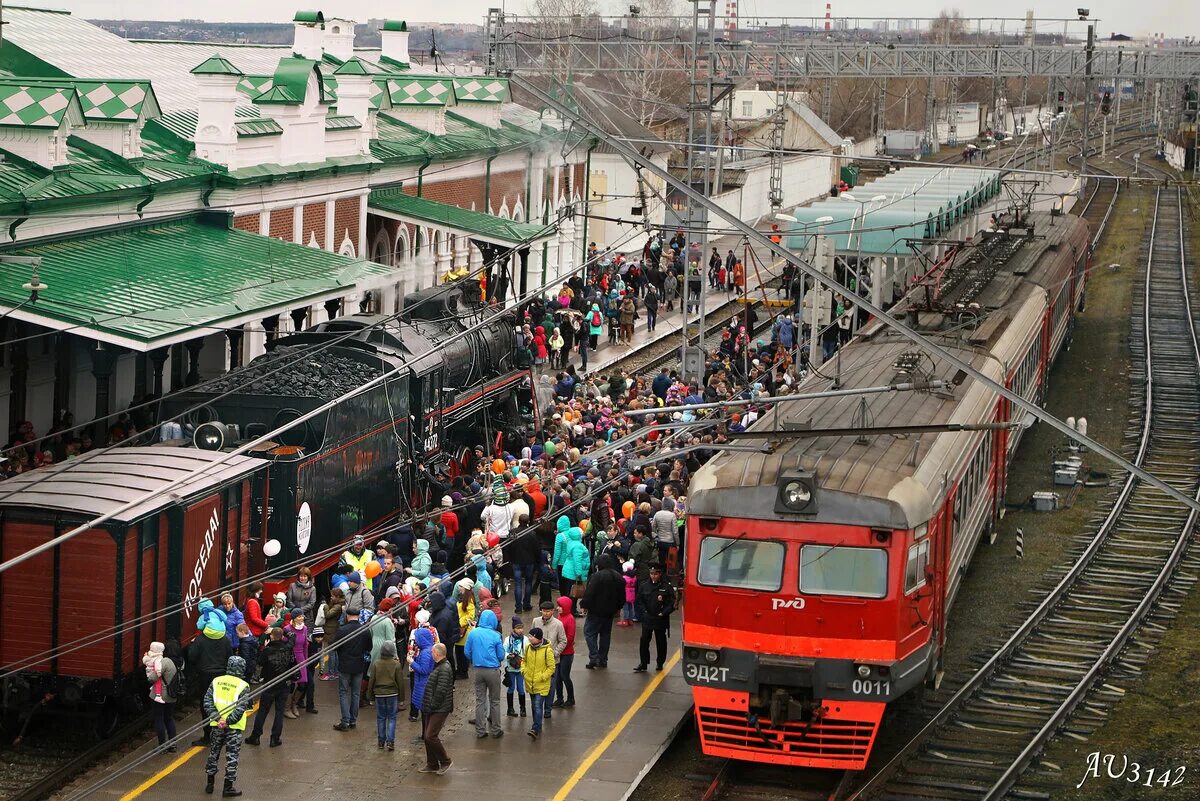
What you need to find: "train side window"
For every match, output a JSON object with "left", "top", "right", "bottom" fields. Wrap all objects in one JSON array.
[
  {"left": 904, "top": 540, "right": 930, "bottom": 594},
  {"left": 800, "top": 545, "right": 888, "bottom": 599},
  {"left": 697, "top": 536, "right": 785, "bottom": 591}
]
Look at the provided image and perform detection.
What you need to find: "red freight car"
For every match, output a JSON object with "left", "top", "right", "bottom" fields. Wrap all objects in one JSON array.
[{"left": 0, "top": 447, "right": 267, "bottom": 716}]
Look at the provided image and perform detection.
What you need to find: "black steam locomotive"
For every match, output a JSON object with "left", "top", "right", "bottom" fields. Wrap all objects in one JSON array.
[{"left": 161, "top": 282, "right": 535, "bottom": 574}]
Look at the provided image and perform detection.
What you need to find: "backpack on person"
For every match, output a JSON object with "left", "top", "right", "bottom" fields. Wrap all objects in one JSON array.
[
  {"left": 166, "top": 665, "right": 185, "bottom": 700},
  {"left": 591, "top": 310, "right": 603, "bottom": 327}
]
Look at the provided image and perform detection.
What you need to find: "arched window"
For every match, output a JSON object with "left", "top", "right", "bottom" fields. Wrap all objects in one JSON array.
[
  {"left": 395, "top": 225, "right": 411, "bottom": 264},
  {"left": 371, "top": 229, "right": 392, "bottom": 265}
]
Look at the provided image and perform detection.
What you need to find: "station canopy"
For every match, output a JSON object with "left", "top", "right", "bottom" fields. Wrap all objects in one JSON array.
[
  {"left": 0, "top": 211, "right": 401, "bottom": 351},
  {"left": 786, "top": 166, "right": 1001, "bottom": 255},
  {"left": 369, "top": 189, "right": 556, "bottom": 248}
]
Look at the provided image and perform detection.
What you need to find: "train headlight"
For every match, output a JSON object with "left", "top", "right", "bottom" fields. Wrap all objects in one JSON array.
[
  {"left": 776, "top": 471, "right": 818, "bottom": 514},
  {"left": 782, "top": 481, "right": 811, "bottom": 508},
  {"left": 857, "top": 664, "right": 872, "bottom": 678},
  {"left": 704, "top": 650, "right": 720, "bottom": 664}
]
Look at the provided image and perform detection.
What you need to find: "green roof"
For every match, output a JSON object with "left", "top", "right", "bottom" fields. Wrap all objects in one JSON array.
[
  {"left": 324, "top": 114, "right": 362, "bottom": 130},
  {"left": 369, "top": 189, "right": 554, "bottom": 247},
  {"left": 0, "top": 81, "right": 83, "bottom": 128},
  {"left": 0, "top": 211, "right": 397, "bottom": 350},
  {"left": 191, "top": 54, "right": 243, "bottom": 76},
  {"left": 255, "top": 57, "right": 326, "bottom": 106},
  {"left": 783, "top": 167, "right": 1003, "bottom": 255},
  {"left": 153, "top": 107, "right": 282, "bottom": 141},
  {"left": 333, "top": 57, "right": 373, "bottom": 76},
  {"left": 237, "top": 75, "right": 274, "bottom": 98},
  {"left": 452, "top": 77, "right": 509, "bottom": 103},
  {"left": 294, "top": 10, "right": 325, "bottom": 24},
  {"left": 381, "top": 20, "right": 408, "bottom": 32},
  {"left": 384, "top": 77, "right": 453, "bottom": 106}
]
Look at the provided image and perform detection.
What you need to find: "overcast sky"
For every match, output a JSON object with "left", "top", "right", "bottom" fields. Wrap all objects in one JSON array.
[{"left": 45, "top": 0, "right": 1197, "bottom": 40}]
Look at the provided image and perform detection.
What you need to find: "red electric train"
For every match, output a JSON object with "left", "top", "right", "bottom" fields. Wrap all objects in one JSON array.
[{"left": 682, "top": 210, "right": 1090, "bottom": 769}]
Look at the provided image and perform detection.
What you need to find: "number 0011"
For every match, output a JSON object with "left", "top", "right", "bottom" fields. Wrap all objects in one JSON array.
[{"left": 852, "top": 679, "right": 890, "bottom": 695}]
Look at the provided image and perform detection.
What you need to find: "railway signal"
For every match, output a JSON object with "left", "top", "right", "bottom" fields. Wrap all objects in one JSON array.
[{"left": 1100, "top": 90, "right": 1112, "bottom": 115}]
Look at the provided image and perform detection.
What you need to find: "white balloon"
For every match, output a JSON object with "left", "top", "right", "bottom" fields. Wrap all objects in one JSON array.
[{"left": 263, "top": 539, "right": 282, "bottom": 557}]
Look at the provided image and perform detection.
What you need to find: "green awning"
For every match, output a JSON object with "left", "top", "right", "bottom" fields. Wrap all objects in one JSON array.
[
  {"left": 369, "top": 189, "right": 555, "bottom": 247},
  {"left": 0, "top": 211, "right": 400, "bottom": 351}
]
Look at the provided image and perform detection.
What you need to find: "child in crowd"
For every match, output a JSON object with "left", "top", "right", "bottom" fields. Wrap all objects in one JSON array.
[
  {"left": 620, "top": 561, "right": 637, "bottom": 626},
  {"left": 521, "top": 627, "right": 555, "bottom": 740},
  {"left": 235, "top": 623, "right": 258, "bottom": 681},
  {"left": 504, "top": 617, "right": 527, "bottom": 718}
]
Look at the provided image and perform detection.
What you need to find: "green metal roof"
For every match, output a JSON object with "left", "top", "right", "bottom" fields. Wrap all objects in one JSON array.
[
  {"left": 333, "top": 57, "right": 372, "bottom": 76},
  {"left": 237, "top": 75, "right": 274, "bottom": 98},
  {"left": 324, "top": 114, "right": 361, "bottom": 130},
  {"left": 369, "top": 189, "right": 553, "bottom": 247},
  {"left": 385, "top": 77, "right": 453, "bottom": 106},
  {"left": 294, "top": 10, "right": 325, "bottom": 24},
  {"left": 452, "top": 77, "right": 509, "bottom": 103},
  {"left": 255, "top": 57, "right": 326, "bottom": 106},
  {"left": 381, "top": 20, "right": 408, "bottom": 32},
  {"left": 152, "top": 107, "right": 282, "bottom": 141},
  {"left": 785, "top": 166, "right": 1002, "bottom": 255},
  {"left": 11, "top": 78, "right": 162, "bottom": 123},
  {"left": 0, "top": 211, "right": 397, "bottom": 350},
  {"left": 191, "top": 54, "right": 243, "bottom": 76},
  {"left": 236, "top": 117, "right": 284, "bottom": 137},
  {"left": 0, "top": 81, "right": 83, "bottom": 128}
]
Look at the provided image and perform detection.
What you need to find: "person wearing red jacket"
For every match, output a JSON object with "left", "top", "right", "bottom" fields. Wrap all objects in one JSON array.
[
  {"left": 244, "top": 581, "right": 268, "bottom": 638},
  {"left": 439, "top": 497, "right": 459, "bottom": 547},
  {"left": 550, "top": 596, "right": 576, "bottom": 708}
]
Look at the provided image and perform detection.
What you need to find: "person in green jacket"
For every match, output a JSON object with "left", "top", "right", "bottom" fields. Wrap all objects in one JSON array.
[
  {"left": 366, "top": 640, "right": 404, "bottom": 751},
  {"left": 561, "top": 527, "right": 591, "bottom": 588}
]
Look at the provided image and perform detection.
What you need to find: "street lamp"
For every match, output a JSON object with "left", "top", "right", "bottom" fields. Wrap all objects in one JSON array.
[{"left": 839, "top": 193, "right": 887, "bottom": 333}]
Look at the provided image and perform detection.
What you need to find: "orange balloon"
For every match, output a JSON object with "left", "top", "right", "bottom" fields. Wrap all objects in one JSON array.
[
  {"left": 364, "top": 560, "right": 382, "bottom": 579},
  {"left": 491, "top": 459, "right": 505, "bottom": 475}
]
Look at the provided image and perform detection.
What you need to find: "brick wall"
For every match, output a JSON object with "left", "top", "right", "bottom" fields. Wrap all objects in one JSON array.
[
  {"left": 488, "top": 169, "right": 526, "bottom": 216},
  {"left": 412, "top": 175, "right": 486, "bottom": 210},
  {"left": 233, "top": 214, "right": 259, "bottom": 234},
  {"left": 333, "top": 197, "right": 360, "bottom": 254},
  {"left": 268, "top": 208, "right": 293, "bottom": 241},
  {"left": 301, "top": 202, "right": 325, "bottom": 248}
]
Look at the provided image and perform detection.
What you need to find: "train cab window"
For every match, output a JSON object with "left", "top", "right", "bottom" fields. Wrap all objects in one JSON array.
[
  {"left": 697, "top": 536, "right": 785, "bottom": 591},
  {"left": 800, "top": 545, "right": 888, "bottom": 599},
  {"left": 904, "top": 539, "right": 930, "bottom": 594}
]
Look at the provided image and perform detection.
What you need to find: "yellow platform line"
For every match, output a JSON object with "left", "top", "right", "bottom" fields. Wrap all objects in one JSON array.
[
  {"left": 119, "top": 746, "right": 203, "bottom": 801},
  {"left": 119, "top": 700, "right": 258, "bottom": 800},
  {"left": 548, "top": 648, "right": 683, "bottom": 801}
]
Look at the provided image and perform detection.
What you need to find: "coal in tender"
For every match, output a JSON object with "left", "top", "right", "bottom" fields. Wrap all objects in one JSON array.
[{"left": 205, "top": 346, "right": 381, "bottom": 400}]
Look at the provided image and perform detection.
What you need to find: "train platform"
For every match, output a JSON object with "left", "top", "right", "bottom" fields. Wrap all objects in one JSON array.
[
  {"left": 83, "top": 603, "right": 691, "bottom": 801},
  {"left": 586, "top": 229, "right": 789, "bottom": 376}
]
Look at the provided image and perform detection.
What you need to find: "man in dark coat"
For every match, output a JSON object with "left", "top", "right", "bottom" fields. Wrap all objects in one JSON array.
[
  {"left": 420, "top": 643, "right": 455, "bottom": 774},
  {"left": 187, "top": 627, "right": 233, "bottom": 745},
  {"left": 427, "top": 591, "right": 461, "bottom": 675},
  {"left": 332, "top": 617, "right": 370, "bottom": 731},
  {"left": 634, "top": 564, "right": 676, "bottom": 673},
  {"left": 579, "top": 555, "right": 626, "bottom": 669}
]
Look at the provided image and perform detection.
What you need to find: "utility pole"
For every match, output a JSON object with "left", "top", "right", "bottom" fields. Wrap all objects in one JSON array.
[
  {"left": 1080, "top": 22, "right": 1094, "bottom": 200},
  {"left": 806, "top": 226, "right": 834, "bottom": 369}
]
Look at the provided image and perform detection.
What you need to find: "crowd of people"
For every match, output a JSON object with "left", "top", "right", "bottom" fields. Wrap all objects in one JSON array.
[{"left": 131, "top": 231, "right": 835, "bottom": 794}]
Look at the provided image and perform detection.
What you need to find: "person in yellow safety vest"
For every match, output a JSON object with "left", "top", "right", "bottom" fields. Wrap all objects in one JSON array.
[
  {"left": 204, "top": 655, "right": 252, "bottom": 797},
  {"left": 342, "top": 535, "right": 374, "bottom": 592}
]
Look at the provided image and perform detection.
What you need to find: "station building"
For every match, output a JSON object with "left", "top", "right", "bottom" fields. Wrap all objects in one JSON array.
[{"left": 0, "top": 8, "right": 591, "bottom": 441}]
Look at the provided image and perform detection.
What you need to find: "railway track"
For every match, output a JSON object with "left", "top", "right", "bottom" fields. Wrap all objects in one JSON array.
[
  {"left": 845, "top": 185, "right": 1197, "bottom": 801},
  {"left": 695, "top": 761, "right": 851, "bottom": 801},
  {"left": 0, "top": 710, "right": 151, "bottom": 801}
]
